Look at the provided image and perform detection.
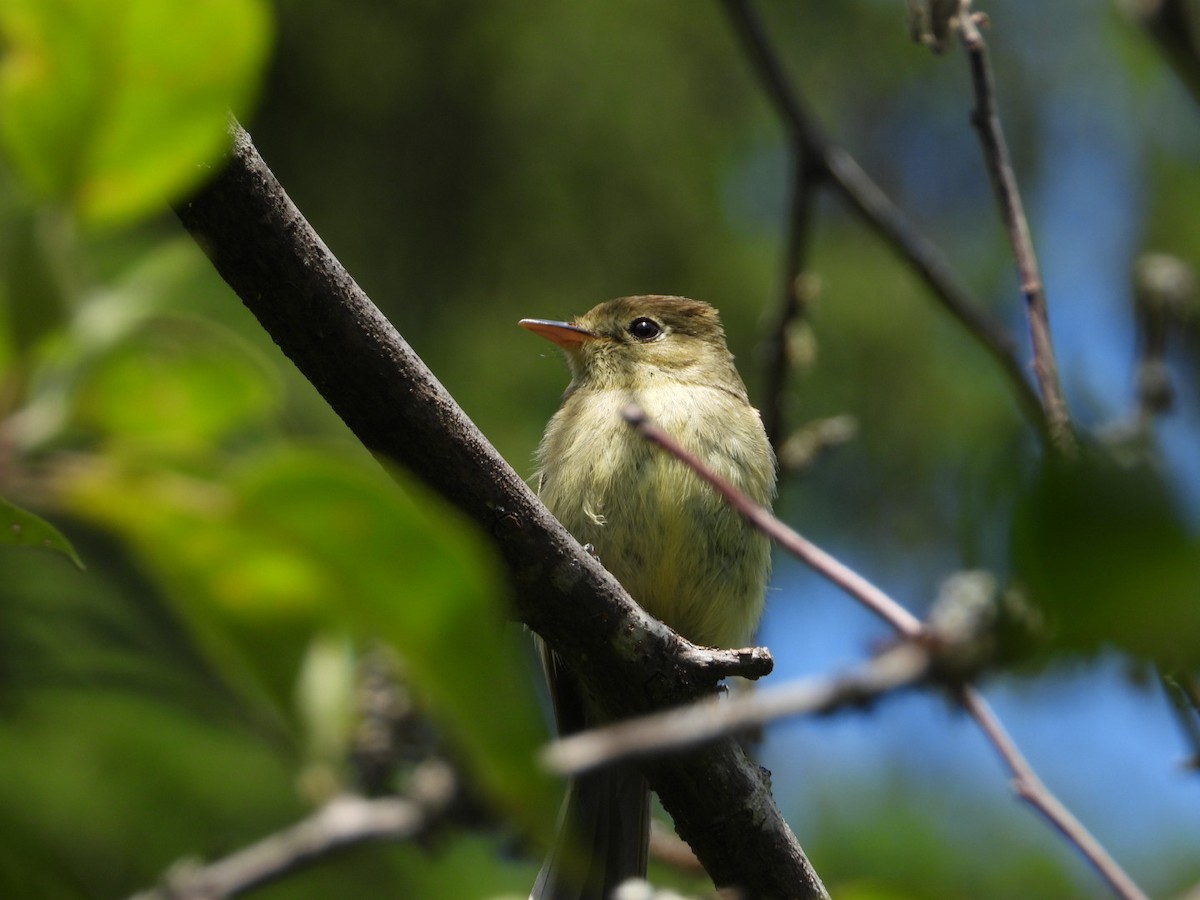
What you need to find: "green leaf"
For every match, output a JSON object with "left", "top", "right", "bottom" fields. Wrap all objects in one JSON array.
[
  {"left": 0, "top": 0, "right": 272, "bottom": 227},
  {"left": 74, "top": 315, "right": 281, "bottom": 450},
  {"left": 60, "top": 447, "right": 556, "bottom": 826},
  {"left": 60, "top": 455, "right": 335, "bottom": 717},
  {"left": 0, "top": 205, "right": 75, "bottom": 358},
  {"left": 0, "top": 496, "right": 84, "bottom": 568},
  {"left": 239, "top": 451, "right": 558, "bottom": 827},
  {"left": 1012, "top": 451, "right": 1200, "bottom": 666}
]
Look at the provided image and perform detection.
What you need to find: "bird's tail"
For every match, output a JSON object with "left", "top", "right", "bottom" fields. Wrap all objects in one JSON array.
[{"left": 530, "top": 763, "right": 649, "bottom": 900}]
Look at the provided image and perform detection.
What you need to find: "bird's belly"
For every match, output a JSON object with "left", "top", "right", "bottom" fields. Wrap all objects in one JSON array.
[{"left": 540, "top": 389, "right": 772, "bottom": 649}]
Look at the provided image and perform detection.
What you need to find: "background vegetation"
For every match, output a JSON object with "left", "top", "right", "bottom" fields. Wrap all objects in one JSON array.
[{"left": 1, "top": 1, "right": 1198, "bottom": 897}]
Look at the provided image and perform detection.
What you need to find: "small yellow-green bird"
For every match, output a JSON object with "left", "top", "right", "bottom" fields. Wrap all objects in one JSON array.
[{"left": 521, "top": 295, "right": 776, "bottom": 900}]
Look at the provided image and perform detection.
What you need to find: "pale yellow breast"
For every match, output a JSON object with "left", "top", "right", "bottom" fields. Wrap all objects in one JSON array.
[{"left": 537, "top": 384, "right": 775, "bottom": 648}]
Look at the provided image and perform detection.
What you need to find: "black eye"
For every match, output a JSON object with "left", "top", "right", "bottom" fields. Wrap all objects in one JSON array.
[{"left": 628, "top": 317, "right": 661, "bottom": 340}]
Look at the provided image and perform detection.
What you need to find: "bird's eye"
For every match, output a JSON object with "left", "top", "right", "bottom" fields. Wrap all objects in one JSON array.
[{"left": 628, "top": 317, "right": 662, "bottom": 340}]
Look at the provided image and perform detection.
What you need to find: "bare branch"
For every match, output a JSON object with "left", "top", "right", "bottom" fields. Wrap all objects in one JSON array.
[
  {"left": 622, "top": 405, "right": 1148, "bottom": 900},
  {"left": 957, "top": 688, "right": 1150, "bottom": 900},
  {"left": 622, "top": 405, "right": 925, "bottom": 638},
  {"left": 956, "top": 9, "right": 1075, "bottom": 455},
  {"left": 172, "top": 121, "right": 827, "bottom": 900},
  {"left": 130, "top": 761, "right": 456, "bottom": 900},
  {"left": 719, "top": 0, "right": 1051, "bottom": 444},
  {"left": 545, "top": 643, "right": 930, "bottom": 776}
]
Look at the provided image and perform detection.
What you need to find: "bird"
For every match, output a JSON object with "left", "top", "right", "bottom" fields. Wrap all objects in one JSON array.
[{"left": 520, "top": 295, "right": 776, "bottom": 899}]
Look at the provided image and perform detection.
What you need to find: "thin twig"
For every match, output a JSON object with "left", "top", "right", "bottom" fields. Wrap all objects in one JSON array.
[
  {"left": 957, "top": 689, "right": 1150, "bottom": 900},
  {"left": 622, "top": 405, "right": 1148, "bottom": 900},
  {"left": 622, "top": 405, "right": 925, "bottom": 638},
  {"left": 720, "top": 0, "right": 1050, "bottom": 444},
  {"left": 956, "top": 9, "right": 1075, "bottom": 455},
  {"left": 130, "top": 761, "right": 457, "bottom": 900},
  {"left": 544, "top": 642, "right": 930, "bottom": 776},
  {"left": 1181, "top": 673, "right": 1200, "bottom": 712}
]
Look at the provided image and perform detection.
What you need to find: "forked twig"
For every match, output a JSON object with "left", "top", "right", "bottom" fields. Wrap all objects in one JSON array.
[{"left": 720, "top": 0, "right": 1050, "bottom": 444}]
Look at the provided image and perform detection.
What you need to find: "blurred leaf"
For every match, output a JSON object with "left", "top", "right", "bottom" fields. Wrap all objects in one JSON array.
[
  {"left": 384, "top": 831, "right": 539, "bottom": 899},
  {"left": 73, "top": 238, "right": 213, "bottom": 347},
  {"left": 5, "top": 239, "right": 252, "bottom": 452},
  {"left": 0, "top": 0, "right": 271, "bottom": 227},
  {"left": 0, "top": 496, "right": 83, "bottom": 569},
  {"left": 0, "top": 689, "right": 302, "bottom": 898},
  {"left": 240, "top": 451, "right": 558, "bottom": 828},
  {"left": 1013, "top": 450, "right": 1200, "bottom": 666},
  {"left": 61, "top": 456, "right": 324, "bottom": 721},
  {"left": 0, "top": 205, "right": 75, "bottom": 359},
  {"left": 73, "top": 315, "right": 280, "bottom": 451},
  {"left": 59, "top": 447, "right": 556, "bottom": 827}
]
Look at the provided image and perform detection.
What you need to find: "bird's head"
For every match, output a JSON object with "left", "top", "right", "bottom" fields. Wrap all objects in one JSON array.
[{"left": 520, "top": 295, "right": 746, "bottom": 397}]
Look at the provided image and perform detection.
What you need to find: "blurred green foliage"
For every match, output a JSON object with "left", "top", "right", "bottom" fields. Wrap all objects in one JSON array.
[
  {"left": 1, "top": 0, "right": 1199, "bottom": 897},
  {"left": 1014, "top": 451, "right": 1200, "bottom": 666},
  {"left": 0, "top": 0, "right": 270, "bottom": 226}
]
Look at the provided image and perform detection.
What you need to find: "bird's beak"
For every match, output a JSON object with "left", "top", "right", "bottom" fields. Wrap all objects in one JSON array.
[{"left": 519, "top": 318, "right": 597, "bottom": 348}]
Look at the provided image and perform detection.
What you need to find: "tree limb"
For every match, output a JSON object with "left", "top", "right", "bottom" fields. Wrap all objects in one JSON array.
[{"left": 172, "top": 121, "right": 828, "bottom": 900}]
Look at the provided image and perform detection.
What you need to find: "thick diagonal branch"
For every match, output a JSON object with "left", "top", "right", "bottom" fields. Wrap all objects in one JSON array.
[{"left": 172, "top": 122, "right": 827, "bottom": 900}]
